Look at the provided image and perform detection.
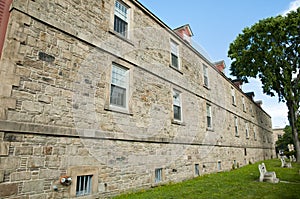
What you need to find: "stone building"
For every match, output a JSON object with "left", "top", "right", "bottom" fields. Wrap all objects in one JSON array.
[{"left": 0, "top": 0, "right": 274, "bottom": 198}]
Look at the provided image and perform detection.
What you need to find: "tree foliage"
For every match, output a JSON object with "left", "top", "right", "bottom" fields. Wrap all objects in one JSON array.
[{"left": 228, "top": 8, "right": 300, "bottom": 161}]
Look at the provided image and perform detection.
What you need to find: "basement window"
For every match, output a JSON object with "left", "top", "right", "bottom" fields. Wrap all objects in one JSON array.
[
  {"left": 155, "top": 168, "right": 162, "bottom": 183},
  {"left": 76, "top": 175, "right": 92, "bottom": 196},
  {"left": 195, "top": 164, "right": 200, "bottom": 176}
]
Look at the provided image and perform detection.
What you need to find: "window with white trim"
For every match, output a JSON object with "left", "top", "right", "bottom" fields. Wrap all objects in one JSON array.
[
  {"left": 217, "top": 161, "right": 222, "bottom": 171},
  {"left": 155, "top": 168, "right": 162, "bottom": 183},
  {"left": 195, "top": 164, "right": 200, "bottom": 176},
  {"left": 170, "top": 40, "right": 179, "bottom": 69},
  {"left": 206, "top": 103, "right": 212, "bottom": 129},
  {"left": 245, "top": 122, "right": 249, "bottom": 139},
  {"left": 203, "top": 65, "right": 209, "bottom": 87},
  {"left": 234, "top": 116, "right": 239, "bottom": 136},
  {"left": 110, "top": 64, "right": 129, "bottom": 108},
  {"left": 114, "top": 0, "right": 129, "bottom": 37},
  {"left": 231, "top": 87, "right": 236, "bottom": 105},
  {"left": 173, "top": 89, "right": 182, "bottom": 121},
  {"left": 242, "top": 96, "right": 246, "bottom": 112},
  {"left": 76, "top": 175, "right": 92, "bottom": 196}
]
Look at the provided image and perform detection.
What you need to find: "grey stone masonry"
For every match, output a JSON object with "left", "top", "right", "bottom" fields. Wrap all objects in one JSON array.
[{"left": 0, "top": 0, "right": 274, "bottom": 198}]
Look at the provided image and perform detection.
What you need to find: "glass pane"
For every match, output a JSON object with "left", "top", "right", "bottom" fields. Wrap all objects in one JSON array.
[
  {"left": 171, "top": 54, "right": 178, "bottom": 68},
  {"left": 173, "top": 105, "right": 181, "bottom": 120},
  {"left": 110, "top": 85, "right": 126, "bottom": 107}
]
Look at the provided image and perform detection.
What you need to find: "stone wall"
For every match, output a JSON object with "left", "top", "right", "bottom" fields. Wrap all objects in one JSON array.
[{"left": 0, "top": 0, "right": 274, "bottom": 198}]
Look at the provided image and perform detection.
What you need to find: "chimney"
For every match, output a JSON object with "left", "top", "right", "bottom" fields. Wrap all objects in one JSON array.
[
  {"left": 245, "top": 92, "right": 255, "bottom": 100},
  {"left": 232, "top": 79, "right": 243, "bottom": 89},
  {"left": 255, "top": 100, "right": 263, "bottom": 107},
  {"left": 174, "top": 24, "right": 193, "bottom": 44},
  {"left": 214, "top": 60, "right": 226, "bottom": 74}
]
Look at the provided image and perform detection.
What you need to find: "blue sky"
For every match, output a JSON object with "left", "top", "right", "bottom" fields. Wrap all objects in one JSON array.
[{"left": 138, "top": 0, "right": 300, "bottom": 128}]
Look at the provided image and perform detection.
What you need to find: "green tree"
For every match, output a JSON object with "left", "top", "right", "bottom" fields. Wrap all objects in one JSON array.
[
  {"left": 276, "top": 126, "right": 293, "bottom": 154},
  {"left": 228, "top": 8, "right": 300, "bottom": 162}
]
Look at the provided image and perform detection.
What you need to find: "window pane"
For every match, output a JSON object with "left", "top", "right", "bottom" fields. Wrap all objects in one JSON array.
[
  {"left": 115, "top": 0, "right": 128, "bottom": 21},
  {"left": 173, "top": 105, "right": 181, "bottom": 120},
  {"left": 171, "top": 53, "right": 178, "bottom": 68},
  {"left": 76, "top": 175, "right": 92, "bottom": 196},
  {"left": 170, "top": 41, "right": 178, "bottom": 55},
  {"left": 207, "top": 116, "right": 211, "bottom": 128},
  {"left": 112, "top": 64, "right": 127, "bottom": 87},
  {"left": 110, "top": 85, "right": 126, "bottom": 107},
  {"left": 114, "top": 16, "right": 128, "bottom": 37}
]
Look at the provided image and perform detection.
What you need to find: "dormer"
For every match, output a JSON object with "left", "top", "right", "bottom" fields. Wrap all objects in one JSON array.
[
  {"left": 214, "top": 60, "right": 226, "bottom": 74},
  {"left": 174, "top": 24, "right": 194, "bottom": 44}
]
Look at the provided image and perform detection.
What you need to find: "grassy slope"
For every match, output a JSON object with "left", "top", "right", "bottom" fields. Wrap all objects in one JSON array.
[{"left": 114, "top": 159, "right": 300, "bottom": 199}]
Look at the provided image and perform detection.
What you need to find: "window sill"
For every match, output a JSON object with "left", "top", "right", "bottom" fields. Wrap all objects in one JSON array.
[
  {"left": 206, "top": 127, "right": 214, "bottom": 132},
  {"left": 172, "top": 120, "right": 186, "bottom": 126},
  {"left": 109, "top": 30, "right": 134, "bottom": 46},
  {"left": 203, "top": 85, "right": 210, "bottom": 90},
  {"left": 169, "top": 65, "right": 183, "bottom": 74},
  {"left": 104, "top": 106, "right": 133, "bottom": 116}
]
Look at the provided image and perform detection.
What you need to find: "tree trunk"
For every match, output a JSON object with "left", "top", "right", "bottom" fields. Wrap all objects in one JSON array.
[{"left": 287, "top": 100, "right": 300, "bottom": 163}]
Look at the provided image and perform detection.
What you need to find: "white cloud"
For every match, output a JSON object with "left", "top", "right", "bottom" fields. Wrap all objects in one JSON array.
[{"left": 282, "top": 0, "right": 300, "bottom": 15}]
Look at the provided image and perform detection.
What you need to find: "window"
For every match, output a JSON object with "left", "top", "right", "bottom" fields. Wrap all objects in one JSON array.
[
  {"left": 173, "top": 89, "right": 182, "bottom": 121},
  {"left": 170, "top": 40, "right": 179, "bottom": 69},
  {"left": 155, "top": 168, "right": 162, "bottom": 183},
  {"left": 254, "top": 127, "right": 257, "bottom": 140},
  {"left": 231, "top": 87, "right": 236, "bottom": 105},
  {"left": 217, "top": 161, "right": 222, "bottom": 171},
  {"left": 206, "top": 103, "right": 212, "bottom": 129},
  {"left": 203, "top": 65, "right": 209, "bottom": 87},
  {"left": 195, "top": 164, "right": 200, "bottom": 176},
  {"left": 114, "top": 0, "right": 129, "bottom": 37},
  {"left": 244, "top": 148, "right": 247, "bottom": 156},
  {"left": 242, "top": 96, "right": 246, "bottom": 112},
  {"left": 76, "top": 175, "right": 92, "bottom": 196},
  {"left": 245, "top": 122, "right": 249, "bottom": 139},
  {"left": 234, "top": 116, "right": 239, "bottom": 136},
  {"left": 110, "top": 64, "right": 129, "bottom": 108},
  {"left": 278, "top": 134, "right": 282, "bottom": 139}
]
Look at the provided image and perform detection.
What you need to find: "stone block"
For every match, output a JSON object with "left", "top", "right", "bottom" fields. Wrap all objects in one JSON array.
[
  {"left": 23, "top": 82, "right": 42, "bottom": 92},
  {"left": 10, "top": 171, "right": 31, "bottom": 181},
  {"left": 0, "top": 84, "right": 12, "bottom": 97},
  {"left": 38, "top": 95, "right": 52, "bottom": 104},
  {"left": 0, "top": 142, "right": 9, "bottom": 156},
  {"left": 23, "top": 180, "right": 44, "bottom": 193},
  {"left": 0, "top": 157, "right": 20, "bottom": 170},
  {"left": 4, "top": 133, "right": 24, "bottom": 142},
  {"left": 0, "top": 98, "right": 17, "bottom": 109},
  {"left": 39, "top": 169, "right": 59, "bottom": 179},
  {"left": 28, "top": 157, "right": 44, "bottom": 168},
  {"left": 0, "top": 183, "right": 18, "bottom": 197},
  {"left": 15, "top": 146, "right": 33, "bottom": 155},
  {"left": 21, "top": 101, "right": 43, "bottom": 113}
]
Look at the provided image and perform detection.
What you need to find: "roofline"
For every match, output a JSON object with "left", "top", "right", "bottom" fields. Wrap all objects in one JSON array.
[{"left": 131, "top": 0, "right": 271, "bottom": 118}]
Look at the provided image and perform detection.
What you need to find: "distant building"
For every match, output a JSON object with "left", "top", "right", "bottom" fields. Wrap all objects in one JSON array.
[{"left": 0, "top": 0, "right": 274, "bottom": 198}]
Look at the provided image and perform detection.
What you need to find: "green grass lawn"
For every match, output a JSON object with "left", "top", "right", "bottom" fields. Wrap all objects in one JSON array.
[{"left": 114, "top": 159, "right": 300, "bottom": 199}]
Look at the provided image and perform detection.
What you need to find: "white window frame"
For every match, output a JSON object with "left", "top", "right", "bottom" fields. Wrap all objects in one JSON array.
[
  {"left": 114, "top": 0, "right": 129, "bottom": 37},
  {"left": 195, "top": 164, "right": 200, "bottom": 176},
  {"left": 206, "top": 103, "right": 212, "bottom": 129},
  {"left": 170, "top": 39, "right": 180, "bottom": 69},
  {"left": 155, "top": 168, "right": 162, "bottom": 183},
  {"left": 234, "top": 116, "right": 239, "bottom": 137},
  {"left": 231, "top": 87, "right": 236, "bottom": 105},
  {"left": 203, "top": 65, "right": 209, "bottom": 87},
  {"left": 173, "top": 89, "right": 182, "bottom": 122},
  {"left": 109, "top": 63, "right": 129, "bottom": 111},
  {"left": 76, "top": 175, "right": 92, "bottom": 196},
  {"left": 245, "top": 122, "right": 249, "bottom": 139},
  {"left": 242, "top": 96, "right": 246, "bottom": 112},
  {"left": 217, "top": 161, "right": 222, "bottom": 171}
]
